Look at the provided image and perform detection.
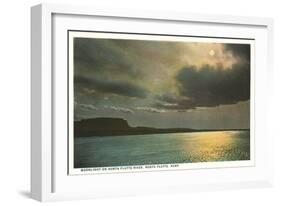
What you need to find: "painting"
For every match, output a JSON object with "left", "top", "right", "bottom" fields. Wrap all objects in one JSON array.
[{"left": 68, "top": 31, "right": 253, "bottom": 174}]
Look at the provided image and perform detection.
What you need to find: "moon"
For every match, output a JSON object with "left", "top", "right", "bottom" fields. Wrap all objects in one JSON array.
[{"left": 209, "top": 49, "right": 215, "bottom": 56}]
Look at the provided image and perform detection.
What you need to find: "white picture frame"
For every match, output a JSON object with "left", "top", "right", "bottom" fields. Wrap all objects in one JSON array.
[{"left": 31, "top": 3, "right": 274, "bottom": 202}]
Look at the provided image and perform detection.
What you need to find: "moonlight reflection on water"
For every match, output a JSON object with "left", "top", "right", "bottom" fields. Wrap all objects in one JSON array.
[{"left": 74, "top": 131, "right": 250, "bottom": 168}]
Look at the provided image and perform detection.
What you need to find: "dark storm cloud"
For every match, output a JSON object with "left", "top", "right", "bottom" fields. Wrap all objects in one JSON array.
[
  {"left": 157, "top": 63, "right": 250, "bottom": 110},
  {"left": 75, "top": 75, "right": 148, "bottom": 98},
  {"left": 74, "top": 38, "right": 143, "bottom": 77},
  {"left": 224, "top": 44, "right": 250, "bottom": 61}
]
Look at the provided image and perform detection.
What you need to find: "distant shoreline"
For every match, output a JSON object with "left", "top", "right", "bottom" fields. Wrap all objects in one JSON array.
[
  {"left": 75, "top": 129, "right": 250, "bottom": 138},
  {"left": 74, "top": 117, "right": 249, "bottom": 138}
]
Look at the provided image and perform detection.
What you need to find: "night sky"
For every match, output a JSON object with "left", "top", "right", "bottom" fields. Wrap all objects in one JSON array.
[{"left": 73, "top": 34, "right": 250, "bottom": 130}]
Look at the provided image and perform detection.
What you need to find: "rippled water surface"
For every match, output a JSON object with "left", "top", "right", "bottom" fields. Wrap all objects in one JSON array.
[{"left": 74, "top": 131, "right": 250, "bottom": 168}]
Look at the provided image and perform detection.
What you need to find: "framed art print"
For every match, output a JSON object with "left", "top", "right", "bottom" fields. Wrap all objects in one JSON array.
[
  {"left": 68, "top": 31, "right": 254, "bottom": 175},
  {"left": 31, "top": 3, "right": 274, "bottom": 201}
]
